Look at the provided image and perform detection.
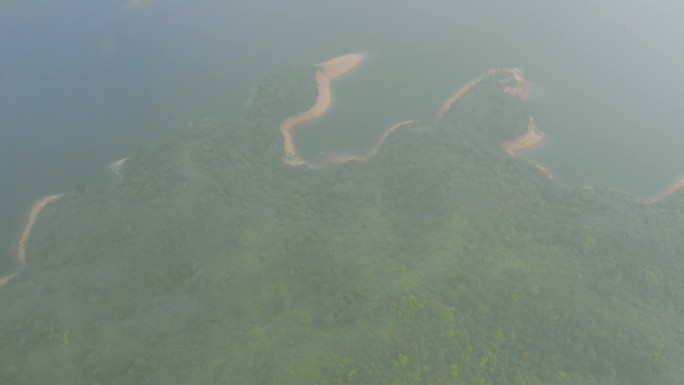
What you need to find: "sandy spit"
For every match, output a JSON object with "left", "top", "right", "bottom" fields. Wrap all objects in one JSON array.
[
  {"left": 440, "top": 68, "right": 531, "bottom": 118},
  {"left": 439, "top": 70, "right": 496, "bottom": 118},
  {"left": 1, "top": 194, "right": 64, "bottom": 288},
  {"left": 440, "top": 68, "right": 549, "bottom": 181},
  {"left": 502, "top": 117, "right": 545, "bottom": 155},
  {"left": 17, "top": 194, "right": 65, "bottom": 266},
  {"left": 367, "top": 120, "right": 415, "bottom": 157},
  {"left": 647, "top": 178, "right": 684, "bottom": 203},
  {"left": 280, "top": 53, "right": 366, "bottom": 165},
  {"left": 500, "top": 68, "right": 531, "bottom": 100},
  {"left": 0, "top": 274, "right": 15, "bottom": 289}
]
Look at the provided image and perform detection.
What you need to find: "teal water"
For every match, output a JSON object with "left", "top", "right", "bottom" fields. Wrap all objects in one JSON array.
[{"left": 3, "top": 0, "right": 684, "bottom": 273}]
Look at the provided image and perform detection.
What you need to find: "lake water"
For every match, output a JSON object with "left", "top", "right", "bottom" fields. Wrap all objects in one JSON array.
[{"left": 2, "top": 0, "right": 684, "bottom": 272}]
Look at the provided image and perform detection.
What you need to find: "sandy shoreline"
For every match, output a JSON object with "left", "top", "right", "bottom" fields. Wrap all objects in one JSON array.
[
  {"left": 282, "top": 60, "right": 537, "bottom": 166},
  {"left": 440, "top": 68, "right": 544, "bottom": 155},
  {"left": 1, "top": 194, "right": 65, "bottom": 289},
  {"left": 500, "top": 68, "right": 531, "bottom": 100},
  {"left": 647, "top": 178, "right": 684, "bottom": 203},
  {"left": 439, "top": 68, "right": 550, "bottom": 182},
  {"left": 439, "top": 70, "right": 495, "bottom": 118},
  {"left": 321, "top": 120, "right": 416, "bottom": 165},
  {"left": 2, "top": 59, "right": 674, "bottom": 295},
  {"left": 280, "top": 53, "right": 366, "bottom": 165},
  {"left": 439, "top": 68, "right": 530, "bottom": 118},
  {"left": 368, "top": 120, "right": 415, "bottom": 157},
  {"left": 502, "top": 117, "right": 545, "bottom": 155},
  {"left": 17, "top": 194, "right": 64, "bottom": 265}
]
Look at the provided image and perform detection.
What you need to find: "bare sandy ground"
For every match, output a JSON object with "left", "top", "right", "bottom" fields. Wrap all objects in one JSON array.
[
  {"left": 439, "top": 69, "right": 551, "bottom": 182},
  {"left": 325, "top": 120, "right": 416, "bottom": 165},
  {"left": 647, "top": 178, "right": 684, "bottom": 203},
  {"left": 368, "top": 120, "right": 415, "bottom": 157},
  {"left": 439, "top": 68, "right": 531, "bottom": 118},
  {"left": 0, "top": 274, "right": 14, "bottom": 289},
  {"left": 502, "top": 117, "right": 545, "bottom": 155},
  {"left": 439, "top": 70, "right": 496, "bottom": 118},
  {"left": 440, "top": 69, "right": 544, "bottom": 155},
  {"left": 280, "top": 53, "right": 366, "bottom": 165},
  {"left": 110, "top": 157, "right": 128, "bottom": 180},
  {"left": 17, "top": 195, "right": 64, "bottom": 266},
  {"left": 1, "top": 194, "right": 64, "bottom": 288}
]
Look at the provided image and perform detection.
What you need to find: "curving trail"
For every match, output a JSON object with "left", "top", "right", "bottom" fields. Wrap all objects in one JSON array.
[
  {"left": 5, "top": 58, "right": 677, "bottom": 294},
  {"left": 441, "top": 68, "right": 684, "bottom": 201},
  {"left": 280, "top": 53, "right": 366, "bottom": 165},
  {"left": 280, "top": 60, "right": 539, "bottom": 167},
  {"left": 0, "top": 194, "right": 64, "bottom": 288}
]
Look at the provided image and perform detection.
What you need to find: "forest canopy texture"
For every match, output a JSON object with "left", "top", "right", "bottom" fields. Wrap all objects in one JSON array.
[{"left": 1, "top": 66, "right": 684, "bottom": 385}]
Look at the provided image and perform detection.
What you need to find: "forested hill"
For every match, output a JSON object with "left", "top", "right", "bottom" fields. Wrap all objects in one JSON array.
[{"left": 1, "top": 65, "right": 684, "bottom": 385}]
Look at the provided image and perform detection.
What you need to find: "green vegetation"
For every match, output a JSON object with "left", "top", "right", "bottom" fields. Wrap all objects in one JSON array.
[{"left": 1, "top": 67, "right": 683, "bottom": 385}]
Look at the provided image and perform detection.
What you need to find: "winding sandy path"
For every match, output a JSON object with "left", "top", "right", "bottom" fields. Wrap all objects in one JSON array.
[
  {"left": 280, "top": 53, "right": 365, "bottom": 165},
  {"left": 441, "top": 68, "right": 684, "bottom": 199},
  {"left": 0, "top": 194, "right": 64, "bottom": 288}
]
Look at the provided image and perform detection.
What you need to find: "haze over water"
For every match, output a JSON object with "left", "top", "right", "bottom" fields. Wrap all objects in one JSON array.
[{"left": 2, "top": 0, "right": 684, "bottom": 272}]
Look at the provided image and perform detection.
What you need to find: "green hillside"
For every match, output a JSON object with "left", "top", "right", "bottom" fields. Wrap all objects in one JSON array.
[{"left": 1, "top": 66, "right": 683, "bottom": 385}]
